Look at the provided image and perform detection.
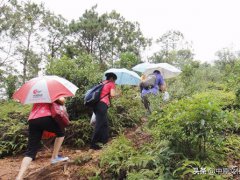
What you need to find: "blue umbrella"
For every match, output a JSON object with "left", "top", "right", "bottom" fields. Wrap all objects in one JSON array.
[
  {"left": 132, "top": 62, "right": 155, "bottom": 73},
  {"left": 103, "top": 68, "right": 141, "bottom": 85}
]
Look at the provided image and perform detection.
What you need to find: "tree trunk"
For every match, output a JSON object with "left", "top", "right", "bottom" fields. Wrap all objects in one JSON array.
[{"left": 23, "top": 31, "right": 32, "bottom": 84}]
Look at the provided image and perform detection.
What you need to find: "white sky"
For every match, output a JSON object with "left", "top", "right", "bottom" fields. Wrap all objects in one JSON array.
[{"left": 32, "top": 0, "right": 240, "bottom": 63}]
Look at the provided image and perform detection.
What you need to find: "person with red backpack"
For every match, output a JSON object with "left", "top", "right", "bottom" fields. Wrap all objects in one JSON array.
[
  {"left": 140, "top": 70, "right": 166, "bottom": 114},
  {"left": 16, "top": 97, "right": 69, "bottom": 180},
  {"left": 90, "top": 72, "right": 118, "bottom": 150}
]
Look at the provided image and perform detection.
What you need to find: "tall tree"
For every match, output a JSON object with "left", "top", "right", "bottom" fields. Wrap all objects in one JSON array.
[
  {"left": 68, "top": 5, "right": 150, "bottom": 65},
  {"left": 0, "top": 0, "right": 21, "bottom": 68},
  {"left": 106, "top": 10, "right": 150, "bottom": 66},
  {"left": 43, "top": 11, "right": 69, "bottom": 59},
  {"left": 214, "top": 47, "right": 239, "bottom": 70},
  {"left": 69, "top": 5, "right": 102, "bottom": 55},
  {"left": 14, "top": 1, "right": 46, "bottom": 83},
  {"left": 150, "top": 30, "right": 194, "bottom": 68}
]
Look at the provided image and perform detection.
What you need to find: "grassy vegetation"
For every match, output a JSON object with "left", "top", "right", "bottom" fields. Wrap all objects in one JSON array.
[{"left": 1, "top": 59, "right": 240, "bottom": 179}]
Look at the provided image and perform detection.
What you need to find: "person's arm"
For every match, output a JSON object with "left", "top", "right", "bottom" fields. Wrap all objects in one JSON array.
[
  {"left": 56, "top": 97, "right": 66, "bottom": 105},
  {"left": 158, "top": 75, "right": 166, "bottom": 92},
  {"left": 110, "top": 89, "right": 116, "bottom": 97},
  {"left": 159, "top": 82, "right": 166, "bottom": 92},
  {"left": 110, "top": 88, "right": 122, "bottom": 97}
]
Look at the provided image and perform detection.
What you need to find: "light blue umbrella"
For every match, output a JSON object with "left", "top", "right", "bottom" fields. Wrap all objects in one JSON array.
[
  {"left": 132, "top": 62, "right": 155, "bottom": 73},
  {"left": 103, "top": 68, "right": 141, "bottom": 85}
]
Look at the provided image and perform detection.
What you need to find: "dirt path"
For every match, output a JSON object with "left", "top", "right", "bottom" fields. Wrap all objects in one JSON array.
[{"left": 0, "top": 145, "right": 106, "bottom": 180}]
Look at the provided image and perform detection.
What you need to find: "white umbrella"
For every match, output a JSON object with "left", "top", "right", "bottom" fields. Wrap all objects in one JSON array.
[
  {"left": 132, "top": 62, "right": 155, "bottom": 73},
  {"left": 103, "top": 68, "right": 141, "bottom": 85},
  {"left": 144, "top": 63, "right": 182, "bottom": 79}
]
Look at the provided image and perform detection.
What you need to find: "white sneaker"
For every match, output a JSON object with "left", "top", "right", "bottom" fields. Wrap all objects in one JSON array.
[{"left": 51, "top": 156, "right": 69, "bottom": 164}]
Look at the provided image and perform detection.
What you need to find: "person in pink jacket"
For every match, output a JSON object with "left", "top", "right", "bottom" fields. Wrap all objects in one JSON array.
[{"left": 16, "top": 97, "right": 68, "bottom": 180}]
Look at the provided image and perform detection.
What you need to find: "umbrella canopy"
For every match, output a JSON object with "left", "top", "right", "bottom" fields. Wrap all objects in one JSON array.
[
  {"left": 104, "top": 68, "right": 141, "bottom": 85},
  {"left": 144, "top": 63, "right": 182, "bottom": 79},
  {"left": 13, "top": 75, "right": 78, "bottom": 104},
  {"left": 132, "top": 62, "right": 155, "bottom": 73}
]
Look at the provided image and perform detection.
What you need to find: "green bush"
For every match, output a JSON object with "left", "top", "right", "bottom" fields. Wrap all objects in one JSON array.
[
  {"left": 0, "top": 101, "right": 29, "bottom": 157},
  {"left": 98, "top": 135, "right": 172, "bottom": 179},
  {"left": 46, "top": 54, "right": 103, "bottom": 119},
  {"left": 150, "top": 91, "right": 236, "bottom": 160},
  {"left": 168, "top": 63, "right": 224, "bottom": 100},
  {"left": 99, "top": 135, "right": 136, "bottom": 179},
  {"left": 145, "top": 90, "right": 240, "bottom": 178},
  {"left": 64, "top": 118, "right": 93, "bottom": 148},
  {"left": 0, "top": 119, "right": 28, "bottom": 157},
  {"left": 108, "top": 87, "right": 145, "bottom": 135}
]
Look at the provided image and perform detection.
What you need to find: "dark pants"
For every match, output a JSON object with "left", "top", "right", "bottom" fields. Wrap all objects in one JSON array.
[
  {"left": 25, "top": 116, "right": 64, "bottom": 159},
  {"left": 91, "top": 101, "right": 109, "bottom": 149},
  {"left": 142, "top": 95, "right": 151, "bottom": 114}
]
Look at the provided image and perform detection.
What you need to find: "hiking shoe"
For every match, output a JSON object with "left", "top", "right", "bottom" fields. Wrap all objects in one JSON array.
[{"left": 51, "top": 156, "right": 69, "bottom": 164}]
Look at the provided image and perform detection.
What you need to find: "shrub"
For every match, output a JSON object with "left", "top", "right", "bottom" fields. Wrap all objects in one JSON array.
[
  {"left": 0, "top": 101, "right": 29, "bottom": 157},
  {"left": 64, "top": 118, "right": 93, "bottom": 148},
  {"left": 149, "top": 90, "right": 237, "bottom": 163},
  {"left": 99, "top": 135, "right": 136, "bottom": 179},
  {"left": 108, "top": 87, "right": 145, "bottom": 135}
]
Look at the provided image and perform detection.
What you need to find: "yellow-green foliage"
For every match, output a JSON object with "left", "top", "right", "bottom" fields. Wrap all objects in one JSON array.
[
  {"left": 0, "top": 101, "right": 30, "bottom": 157},
  {"left": 0, "top": 100, "right": 31, "bottom": 120},
  {"left": 223, "top": 135, "right": 240, "bottom": 159},
  {"left": 192, "top": 90, "right": 235, "bottom": 107}
]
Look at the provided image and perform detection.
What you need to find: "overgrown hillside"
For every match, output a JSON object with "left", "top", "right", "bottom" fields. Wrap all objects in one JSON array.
[
  {"left": 1, "top": 60, "right": 240, "bottom": 179},
  {"left": 1, "top": 1, "right": 240, "bottom": 179}
]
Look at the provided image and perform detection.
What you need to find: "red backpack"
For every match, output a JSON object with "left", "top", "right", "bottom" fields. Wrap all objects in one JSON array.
[{"left": 51, "top": 102, "right": 70, "bottom": 129}]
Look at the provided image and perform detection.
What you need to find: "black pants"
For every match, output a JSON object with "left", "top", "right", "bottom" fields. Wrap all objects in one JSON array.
[
  {"left": 25, "top": 116, "right": 64, "bottom": 159},
  {"left": 142, "top": 95, "right": 151, "bottom": 114},
  {"left": 91, "top": 101, "right": 109, "bottom": 149}
]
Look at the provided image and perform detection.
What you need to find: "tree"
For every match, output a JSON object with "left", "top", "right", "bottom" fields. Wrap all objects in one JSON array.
[
  {"left": 4, "top": 74, "right": 17, "bottom": 99},
  {"left": 157, "top": 30, "right": 184, "bottom": 52},
  {"left": 69, "top": 5, "right": 103, "bottom": 57},
  {"left": 106, "top": 11, "right": 151, "bottom": 66},
  {"left": 214, "top": 47, "right": 239, "bottom": 70},
  {"left": 116, "top": 52, "right": 140, "bottom": 69},
  {"left": 0, "top": 0, "right": 21, "bottom": 68},
  {"left": 46, "top": 53, "right": 102, "bottom": 118},
  {"left": 25, "top": 50, "right": 41, "bottom": 79},
  {"left": 1, "top": 0, "right": 72, "bottom": 82},
  {"left": 43, "top": 11, "right": 69, "bottom": 59},
  {"left": 0, "top": 1, "right": 46, "bottom": 83},
  {"left": 68, "top": 5, "right": 150, "bottom": 66},
  {"left": 150, "top": 30, "right": 194, "bottom": 68},
  {"left": 14, "top": 1, "right": 46, "bottom": 83}
]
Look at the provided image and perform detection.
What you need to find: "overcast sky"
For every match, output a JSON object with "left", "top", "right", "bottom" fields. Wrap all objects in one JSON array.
[{"left": 32, "top": 0, "right": 240, "bottom": 63}]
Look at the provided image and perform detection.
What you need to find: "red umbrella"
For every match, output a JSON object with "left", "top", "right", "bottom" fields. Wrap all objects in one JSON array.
[{"left": 13, "top": 75, "right": 78, "bottom": 104}]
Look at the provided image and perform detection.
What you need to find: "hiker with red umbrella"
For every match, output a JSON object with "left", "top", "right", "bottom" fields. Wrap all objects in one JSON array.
[{"left": 14, "top": 75, "right": 78, "bottom": 180}]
